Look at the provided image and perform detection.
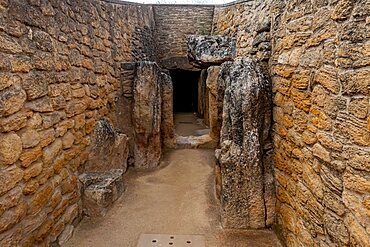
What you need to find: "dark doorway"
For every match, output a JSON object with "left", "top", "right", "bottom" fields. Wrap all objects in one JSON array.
[{"left": 170, "top": 69, "right": 200, "bottom": 112}]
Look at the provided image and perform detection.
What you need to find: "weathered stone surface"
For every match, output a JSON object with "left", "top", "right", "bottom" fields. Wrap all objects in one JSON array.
[
  {"left": 0, "top": 84, "right": 26, "bottom": 117},
  {"left": 160, "top": 71, "right": 175, "bottom": 148},
  {"left": 42, "top": 138, "right": 62, "bottom": 165},
  {"left": 19, "top": 145, "right": 42, "bottom": 168},
  {"left": 22, "top": 73, "right": 48, "bottom": 100},
  {"left": 216, "top": 57, "right": 273, "bottom": 229},
  {"left": 0, "top": 166, "right": 24, "bottom": 196},
  {"left": 132, "top": 62, "right": 162, "bottom": 169},
  {"left": 187, "top": 35, "right": 236, "bottom": 68},
  {"left": 29, "top": 183, "right": 53, "bottom": 215},
  {"left": 0, "top": 0, "right": 160, "bottom": 245},
  {"left": 20, "top": 128, "right": 40, "bottom": 148},
  {"left": 268, "top": 0, "right": 370, "bottom": 244},
  {"left": 85, "top": 119, "right": 129, "bottom": 173},
  {"left": 25, "top": 96, "right": 53, "bottom": 113},
  {"left": 0, "top": 203, "right": 27, "bottom": 234},
  {"left": 23, "top": 161, "right": 43, "bottom": 181},
  {"left": 206, "top": 66, "right": 221, "bottom": 141},
  {"left": 0, "top": 186, "right": 22, "bottom": 220},
  {"left": 0, "top": 132, "right": 22, "bottom": 166},
  {"left": 79, "top": 169, "right": 124, "bottom": 217}
]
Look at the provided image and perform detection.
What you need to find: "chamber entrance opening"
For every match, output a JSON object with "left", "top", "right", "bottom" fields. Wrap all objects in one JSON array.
[
  {"left": 170, "top": 69, "right": 209, "bottom": 137},
  {"left": 170, "top": 69, "right": 200, "bottom": 113}
]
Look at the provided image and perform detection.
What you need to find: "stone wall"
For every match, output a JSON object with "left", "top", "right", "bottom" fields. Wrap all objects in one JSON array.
[
  {"left": 271, "top": 0, "right": 370, "bottom": 246},
  {"left": 213, "top": 0, "right": 272, "bottom": 62},
  {"left": 153, "top": 5, "right": 214, "bottom": 70},
  {"left": 0, "top": 0, "right": 155, "bottom": 245}
]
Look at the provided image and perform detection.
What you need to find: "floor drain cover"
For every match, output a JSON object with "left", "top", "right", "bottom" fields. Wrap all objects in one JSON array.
[
  {"left": 178, "top": 121, "right": 194, "bottom": 124},
  {"left": 137, "top": 234, "right": 205, "bottom": 247}
]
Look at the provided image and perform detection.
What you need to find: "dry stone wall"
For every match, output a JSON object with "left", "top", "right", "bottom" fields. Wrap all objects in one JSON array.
[
  {"left": 153, "top": 5, "right": 214, "bottom": 70},
  {"left": 271, "top": 0, "right": 370, "bottom": 246},
  {"left": 214, "top": 0, "right": 369, "bottom": 245},
  {"left": 213, "top": 0, "right": 272, "bottom": 62},
  {"left": 0, "top": 0, "right": 155, "bottom": 246}
]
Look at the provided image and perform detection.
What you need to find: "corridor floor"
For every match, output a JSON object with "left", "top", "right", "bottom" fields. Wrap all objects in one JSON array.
[{"left": 65, "top": 113, "right": 281, "bottom": 247}]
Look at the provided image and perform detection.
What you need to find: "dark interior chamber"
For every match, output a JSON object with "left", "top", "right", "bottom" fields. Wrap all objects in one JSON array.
[{"left": 170, "top": 69, "right": 200, "bottom": 113}]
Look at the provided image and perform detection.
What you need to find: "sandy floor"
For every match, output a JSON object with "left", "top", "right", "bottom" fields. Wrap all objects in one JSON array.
[
  {"left": 174, "top": 112, "right": 209, "bottom": 136},
  {"left": 65, "top": 113, "right": 281, "bottom": 247},
  {"left": 65, "top": 149, "right": 281, "bottom": 247}
]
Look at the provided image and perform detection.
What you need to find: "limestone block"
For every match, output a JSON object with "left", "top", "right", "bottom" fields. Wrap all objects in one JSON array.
[
  {"left": 206, "top": 66, "right": 221, "bottom": 141},
  {"left": 217, "top": 57, "right": 274, "bottom": 229},
  {"left": 85, "top": 119, "right": 129, "bottom": 173},
  {"left": 132, "top": 62, "right": 162, "bottom": 169},
  {"left": 160, "top": 71, "right": 175, "bottom": 149},
  {"left": 0, "top": 84, "right": 26, "bottom": 117},
  {"left": 0, "top": 132, "right": 22, "bottom": 165},
  {"left": 187, "top": 35, "right": 236, "bottom": 68},
  {"left": 79, "top": 169, "right": 125, "bottom": 217}
]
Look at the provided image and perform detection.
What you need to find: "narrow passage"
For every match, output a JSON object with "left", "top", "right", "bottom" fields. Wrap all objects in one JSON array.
[{"left": 66, "top": 118, "right": 280, "bottom": 247}]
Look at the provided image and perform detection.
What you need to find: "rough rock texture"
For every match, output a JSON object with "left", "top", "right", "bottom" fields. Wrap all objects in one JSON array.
[
  {"left": 198, "top": 69, "right": 208, "bottom": 121},
  {"left": 160, "top": 71, "right": 176, "bottom": 149},
  {"left": 132, "top": 62, "right": 163, "bottom": 170},
  {"left": 176, "top": 135, "right": 217, "bottom": 149},
  {"left": 213, "top": 0, "right": 272, "bottom": 61},
  {"left": 154, "top": 5, "right": 214, "bottom": 70},
  {"left": 206, "top": 66, "right": 221, "bottom": 141},
  {"left": 79, "top": 169, "right": 124, "bottom": 217},
  {"left": 187, "top": 35, "right": 236, "bottom": 68},
  {"left": 0, "top": 0, "right": 156, "bottom": 246},
  {"left": 85, "top": 119, "right": 129, "bottom": 173},
  {"left": 270, "top": 0, "right": 370, "bottom": 246},
  {"left": 119, "top": 61, "right": 174, "bottom": 169},
  {"left": 216, "top": 57, "right": 274, "bottom": 229}
]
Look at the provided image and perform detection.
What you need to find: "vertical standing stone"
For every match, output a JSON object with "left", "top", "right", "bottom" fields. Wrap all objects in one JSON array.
[
  {"left": 132, "top": 62, "right": 162, "bottom": 169},
  {"left": 216, "top": 57, "right": 274, "bottom": 229},
  {"left": 160, "top": 71, "right": 175, "bottom": 148},
  {"left": 206, "top": 66, "right": 221, "bottom": 141},
  {"left": 85, "top": 119, "right": 129, "bottom": 173}
]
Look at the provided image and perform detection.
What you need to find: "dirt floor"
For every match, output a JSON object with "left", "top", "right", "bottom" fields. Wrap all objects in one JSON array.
[
  {"left": 65, "top": 113, "right": 281, "bottom": 247},
  {"left": 174, "top": 112, "right": 209, "bottom": 136}
]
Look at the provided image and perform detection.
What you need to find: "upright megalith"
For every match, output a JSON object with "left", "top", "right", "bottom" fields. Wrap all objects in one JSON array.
[
  {"left": 132, "top": 62, "right": 163, "bottom": 169},
  {"left": 216, "top": 57, "right": 275, "bottom": 229},
  {"left": 160, "top": 71, "right": 176, "bottom": 149}
]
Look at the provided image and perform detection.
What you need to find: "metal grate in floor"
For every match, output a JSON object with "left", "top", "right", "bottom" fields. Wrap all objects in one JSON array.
[
  {"left": 178, "top": 121, "right": 194, "bottom": 124},
  {"left": 137, "top": 234, "right": 205, "bottom": 247}
]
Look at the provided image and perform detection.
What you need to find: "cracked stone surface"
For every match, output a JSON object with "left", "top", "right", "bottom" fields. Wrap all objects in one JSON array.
[{"left": 187, "top": 35, "right": 236, "bottom": 68}]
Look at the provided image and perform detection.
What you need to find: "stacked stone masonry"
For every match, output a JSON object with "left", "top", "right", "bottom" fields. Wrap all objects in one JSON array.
[
  {"left": 213, "top": 0, "right": 369, "bottom": 245},
  {"left": 270, "top": 0, "right": 370, "bottom": 246},
  {"left": 0, "top": 0, "right": 155, "bottom": 246},
  {"left": 0, "top": 0, "right": 369, "bottom": 246}
]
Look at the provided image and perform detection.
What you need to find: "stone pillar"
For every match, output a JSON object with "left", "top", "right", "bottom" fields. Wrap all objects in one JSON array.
[
  {"left": 206, "top": 66, "right": 221, "bottom": 141},
  {"left": 160, "top": 71, "right": 175, "bottom": 149},
  {"left": 118, "top": 62, "right": 137, "bottom": 165},
  {"left": 132, "top": 62, "right": 162, "bottom": 169},
  {"left": 198, "top": 69, "right": 208, "bottom": 119},
  {"left": 216, "top": 57, "right": 275, "bottom": 229}
]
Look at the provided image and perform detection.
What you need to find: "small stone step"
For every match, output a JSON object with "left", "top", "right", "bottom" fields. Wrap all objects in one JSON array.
[{"left": 79, "top": 169, "right": 125, "bottom": 217}]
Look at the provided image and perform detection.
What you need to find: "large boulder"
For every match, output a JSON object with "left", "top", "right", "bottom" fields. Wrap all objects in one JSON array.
[
  {"left": 187, "top": 35, "right": 236, "bottom": 68},
  {"left": 216, "top": 57, "right": 275, "bottom": 229}
]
